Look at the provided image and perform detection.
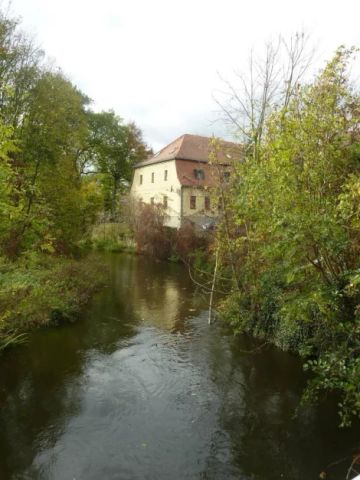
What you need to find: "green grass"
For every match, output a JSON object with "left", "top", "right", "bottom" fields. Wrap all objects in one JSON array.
[{"left": 0, "top": 253, "right": 106, "bottom": 353}]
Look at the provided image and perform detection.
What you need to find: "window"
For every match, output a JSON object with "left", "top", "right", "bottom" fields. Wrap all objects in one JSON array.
[
  {"left": 190, "top": 196, "right": 196, "bottom": 209},
  {"left": 150, "top": 197, "right": 154, "bottom": 205},
  {"left": 151, "top": 172, "right": 155, "bottom": 183},
  {"left": 163, "top": 196, "right": 168, "bottom": 208},
  {"left": 164, "top": 169, "right": 168, "bottom": 181},
  {"left": 194, "top": 169, "right": 205, "bottom": 180},
  {"left": 205, "top": 196, "right": 210, "bottom": 210},
  {"left": 223, "top": 171, "right": 230, "bottom": 182},
  {"left": 139, "top": 174, "right": 143, "bottom": 185}
]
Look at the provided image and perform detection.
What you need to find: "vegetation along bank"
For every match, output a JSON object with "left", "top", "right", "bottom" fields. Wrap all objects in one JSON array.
[
  {"left": 208, "top": 46, "right": 360, "bottom": 427},
  {"left": 0, "top": 11, "right": 150, "bottom": 351},
  {"left": 0, "top": 7, "right": 359, "bottom": 429}
]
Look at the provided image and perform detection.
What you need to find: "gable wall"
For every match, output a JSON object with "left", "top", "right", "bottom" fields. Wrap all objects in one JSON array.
[{"left": 130, "top": 160, "right": 182, "bottom": 228}]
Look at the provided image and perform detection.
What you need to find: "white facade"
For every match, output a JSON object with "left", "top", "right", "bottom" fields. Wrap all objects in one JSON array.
[
  {"left": 130, "top": 159, "right": 219, "bottom": 229},
  {"left": 130, "top": 160, "right": 182, "bottom": 228}
]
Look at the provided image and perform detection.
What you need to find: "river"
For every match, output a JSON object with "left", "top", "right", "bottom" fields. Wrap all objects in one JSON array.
[{"left": 0, "top": 253, "right": 359, "bottom": 479}]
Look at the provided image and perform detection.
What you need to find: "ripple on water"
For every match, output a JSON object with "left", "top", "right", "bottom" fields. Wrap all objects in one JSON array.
[{"left": 1, "top": 255, "right": 359, "bottom": 480}]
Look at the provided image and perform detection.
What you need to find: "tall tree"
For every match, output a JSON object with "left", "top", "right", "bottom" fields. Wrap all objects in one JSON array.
[
  {"left": 219, "top": 47, "right": 360, "bottom": 425},
  {"left": 0, "top": 11, "right": 43, "bottom": 129},
  {"left": 214, "top": 32, "right": 314, "bottom": 160},
  {"left": 85, "top": 110, "right": 151, "bottom": 219},
  {"left": 3, "top": 71, "right": 96, "bottom": 255}
]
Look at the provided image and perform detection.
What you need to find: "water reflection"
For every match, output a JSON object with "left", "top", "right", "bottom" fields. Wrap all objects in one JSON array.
[{"left": 0, "top": 254, "right": 358, "bottom": 480}]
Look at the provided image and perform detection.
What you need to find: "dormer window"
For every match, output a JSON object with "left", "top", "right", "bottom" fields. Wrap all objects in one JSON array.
[{"left": 194, "top": 169, "right": 205, "bottom": 180}]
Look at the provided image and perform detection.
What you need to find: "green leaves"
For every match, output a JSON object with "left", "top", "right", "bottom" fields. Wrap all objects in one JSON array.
[
  {"left": 219, "top": 47, "right": 360, "bottom": 424},
  {"left": 85, "top": 111, "right": 150, "bottom": 219}
]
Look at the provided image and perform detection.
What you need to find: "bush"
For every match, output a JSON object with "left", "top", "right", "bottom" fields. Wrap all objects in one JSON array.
[
  {"left": 129, "top": 201, "right": 212, "bottom": 263},
  {"left": 88, "top": 222, "right": 136, "bottom": 253},
  {"left": 175, "top": 222, "right": 209, "bottom": 263},
  {"left": 130, "top": 202, "right": 173, "bottom": 260},
  {"left": 0, "top": 253, "right": 106, "bottom": 352}
]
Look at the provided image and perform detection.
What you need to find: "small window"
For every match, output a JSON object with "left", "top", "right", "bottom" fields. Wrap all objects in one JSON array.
[
  {"left": 223, "top": 171, "right": 230, "bottom": 182},
  {"left": 163, "top": 196, "right": 168, "bottom": 208},
  {"left": 164, "top": 169, "right": 168, "bottom": 181},
  {"left": 139, "top": 174, "right": 143, "bottom": 185},
  {"left": 151, "top": 172, "right": 155, "bottom": 183},
  {"left": 150, "top": 197, "right": 154, "bottom": 205},
  {"left": 194, "top": 169, "right": 205, "bottom": 180},
  {"left": 190, "top": 196, "right": 196, "bottom": 209},
  {"left": 205, "top": 196, "right": 210, "bottom": 210}
]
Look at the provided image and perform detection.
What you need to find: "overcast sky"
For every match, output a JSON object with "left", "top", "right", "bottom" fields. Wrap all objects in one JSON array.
[{"left": 8, "top": 0, "right": 360, "bottom": 152}]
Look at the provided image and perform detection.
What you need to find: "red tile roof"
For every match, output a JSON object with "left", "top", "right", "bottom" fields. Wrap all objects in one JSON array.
[{"left": 134, "top": 134, "right": 241, "bottom": 168}]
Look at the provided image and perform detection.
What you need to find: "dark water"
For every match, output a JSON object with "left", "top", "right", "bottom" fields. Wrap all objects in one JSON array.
[{"left": 0, "top": 254, "right": 359, "bottom": 480}]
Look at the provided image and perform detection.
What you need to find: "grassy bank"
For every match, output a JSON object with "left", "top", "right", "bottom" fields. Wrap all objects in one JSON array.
[
  {"left": 0, "top": 253, "right": 106, "bottom": 353},
  {"left": 88, "top": 222, "right": 136, "bottom": 253}
]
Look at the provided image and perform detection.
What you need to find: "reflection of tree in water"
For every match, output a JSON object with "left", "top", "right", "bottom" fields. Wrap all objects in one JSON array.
[
  {"left": 0, "top": 254, "right": 197, "bottom": 479},
  {"left": 115, "top": 254, "right": 199, "bottom": 332},
  {"left": 0, "top": 332, "right": 88, "bottom": 479},
  {"left": 0, "top": 256, "right": 138, "bottom": 479},
  {"left": 201, "top": 333, "right": 360, "bottom": 480},
  {"left": 2, "top": 254, "right": 357, "bottom": 480}
]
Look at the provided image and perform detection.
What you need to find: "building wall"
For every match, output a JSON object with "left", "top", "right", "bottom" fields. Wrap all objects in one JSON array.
[
  {"left": 181, "top": 186, "right": 218, "bottom": 227},
  {"left": 130, "top": 160, "right": 182, "bottom": 228}
]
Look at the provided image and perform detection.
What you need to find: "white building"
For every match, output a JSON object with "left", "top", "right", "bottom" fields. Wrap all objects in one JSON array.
[{"left": 130, "top": 134, "right": 241, "bottom": 228}]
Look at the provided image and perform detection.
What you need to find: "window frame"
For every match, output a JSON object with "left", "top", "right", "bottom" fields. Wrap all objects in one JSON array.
[
  {"left": 194, "top": 169, "right": 205, "bottom": 180},
  {"left": 190, "top": 195, "right": 196, "bottom": 210}
]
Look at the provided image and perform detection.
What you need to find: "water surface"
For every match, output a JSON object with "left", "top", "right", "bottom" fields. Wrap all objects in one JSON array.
[{"left": 0, "top": 254, "right": 359, "bottom": 479}]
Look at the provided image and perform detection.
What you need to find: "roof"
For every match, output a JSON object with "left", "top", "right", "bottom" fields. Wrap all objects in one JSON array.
[{"left": 134, "top": 133, "right": 241, "bottom": 168}]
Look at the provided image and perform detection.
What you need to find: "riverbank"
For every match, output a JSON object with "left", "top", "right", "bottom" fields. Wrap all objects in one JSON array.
[
  {"left": 0, "top": 252, "right": 358, "bottom": 480},
  {"left": 87, "top": 222, "right": 136, "bottom": 253},
  {"left": 0, "top": 253, "right": 106, "bottom": 353}
]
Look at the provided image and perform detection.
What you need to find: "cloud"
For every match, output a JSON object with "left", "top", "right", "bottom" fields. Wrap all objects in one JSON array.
[{"left": 10, "top": 0, "right": 360, "bottom": 150}]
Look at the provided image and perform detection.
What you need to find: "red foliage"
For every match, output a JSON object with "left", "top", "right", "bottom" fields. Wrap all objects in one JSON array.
[
  {"left": 175, "top": 222, "right": 209, "bottom": 262},
  {"left": 131, "top": 202, "right": 172, "bottom": 260}
]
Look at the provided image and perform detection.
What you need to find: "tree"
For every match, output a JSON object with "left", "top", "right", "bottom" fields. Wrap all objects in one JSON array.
[
  {"left": 0, "top": 122, "right": 18, "bottom": 249},
  {"left": 219, "top": 46, "right": 360, "bottom": 425},
  {"left": 0, "top": 10, "right": 43, "bottom": 129},
  {"left": 214, "top": 32, "right": 314, "bottom": 160},
  {"left": 85, "top": 110, "right": 151, "bottom": 220},
  {"left": 2, "top": 71, "right": 98, "bottom": 256}
]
